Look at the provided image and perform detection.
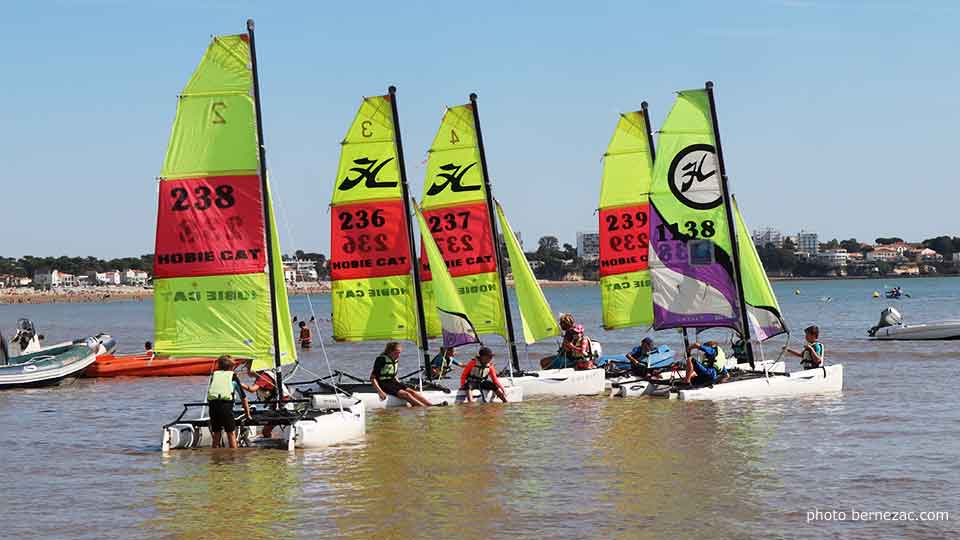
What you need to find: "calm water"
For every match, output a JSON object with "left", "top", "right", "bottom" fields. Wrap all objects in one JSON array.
[{"left": 1, "top": 277, "right": 958, "bottom": 539}]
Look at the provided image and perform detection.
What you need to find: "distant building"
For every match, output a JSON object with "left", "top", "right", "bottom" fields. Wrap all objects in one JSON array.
[
  {"left": 866, "top": 246, "right": 900, "bottom": 262},
  {"left": 33, "top": 269, "right": 78, "bottom": 288},
  {"left": 86, "top": 269, "right": 122, "bottom": 285},
  {"left": 816, "top": 249, "right": 848, "bottom": 268},
  {"left": 954, "top": 253, "right": 960, "bottom": 266},
  {"left": 797, "top": 230, "right": 819, "bottom": 255},
  {"left": 121, "top": 269, "right": 150, "bottom": 285},
  {"left": 752, "top": 227, "right": 783, "bottom": 248},
  {"left": 0, "top": 274, "right": 27, "bottom": 288},
  {"left": 576, "top": 231, "right": 600, "bottom": 260},
  {"left": 283, "top": 260, "right": 319, "bottom": 282}
]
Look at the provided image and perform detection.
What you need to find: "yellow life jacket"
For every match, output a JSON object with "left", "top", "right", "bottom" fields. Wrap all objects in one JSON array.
[{"left": 207, "top": 370, "right": 235, "bottom": 401}]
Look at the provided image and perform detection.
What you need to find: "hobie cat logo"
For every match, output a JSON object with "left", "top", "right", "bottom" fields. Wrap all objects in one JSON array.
[
  {"left": 426, "top": 162, "right": 480, "bottom": 195},
  {"left": 338, "top": 157, "right": 398, "bottom": 191},
  {"left": 668, "top": 144, "right": 721, "bottom": 210}
]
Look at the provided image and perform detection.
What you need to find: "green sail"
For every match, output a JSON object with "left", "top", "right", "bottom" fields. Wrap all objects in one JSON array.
[
  {"left": 496, "top": 201, "right": 560, "bottom": 344},
  {"left": 598, "top": 111, "right": 655, "bottom": 330},
  {"left": 732, "top": 197, "right": 787, "bottom": 341},
  {"left": 420, "top": 104, "right": 506, "bottom": 338},
  {"left": 414, "top": 202, "right": 479, "bottom": 348},
  {"left": 329, "top": 95, "right": 419, "bottom": 342},
  {"left": 154, "top": 33, "right": 296, "bottom": 370},
  {"left": 648, "top": 88, "right": 740, "bottom": 332}
]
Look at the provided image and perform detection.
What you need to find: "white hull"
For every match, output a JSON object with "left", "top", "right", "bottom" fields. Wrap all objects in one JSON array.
[
  {"left": 871, "top": 321, "right": 960, "bottom": 340},
  {"left": 607, "top": 361, "right": 785, "bottom": 398},
  {"left": 309, "top": 385, "right": 523, "bottom": 410},
  {"left": 161, "top": 399, "right": 366, "bottom": 451},
  {"left": 507, "top": 368, "right": 606, "bottom": 397},
  {"left": 677, "top": 365, "right": 844, "bottom": 401}
]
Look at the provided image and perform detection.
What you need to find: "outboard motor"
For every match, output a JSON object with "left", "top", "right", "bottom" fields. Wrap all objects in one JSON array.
[
  {"left": 12, "top": 318, "right": 37, "bottom": 353},
  {"left": 868, "top": 307, "right": 902, "bottom": 337},
  {"left": 0, "top": 331, "right": 8, "bottom": 366}
]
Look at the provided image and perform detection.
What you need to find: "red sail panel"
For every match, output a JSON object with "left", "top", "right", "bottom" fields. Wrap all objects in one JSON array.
[
  {"left": 419, "top": 201, "right": 496, "bottom": 280},
  {"left": 330, "top": 199, "right": 412, "bottom": 281},
  {"left": 154, "top": 175, "right": 266, "bottom": 279},
  {"left": 598, "top": 203, "right": 650, "bottom": 278}
]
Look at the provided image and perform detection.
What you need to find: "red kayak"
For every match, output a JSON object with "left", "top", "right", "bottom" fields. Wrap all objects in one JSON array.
[{"left": 85, "top": 353, "right": 217, "bottom": 377}]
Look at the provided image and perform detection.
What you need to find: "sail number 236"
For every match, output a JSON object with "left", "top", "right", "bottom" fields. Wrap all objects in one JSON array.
[{"left": 338, "top": 209, "right": 388, "bottom": 254}]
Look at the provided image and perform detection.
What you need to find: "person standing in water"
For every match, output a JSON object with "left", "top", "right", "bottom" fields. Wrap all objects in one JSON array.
[
  {"left": 207, "top": 355, "right": 251, "bottom": 448},
  {"left": 297, "top": 320, "right": 312, "bottom": 350},
  {"left": 784, "top": 325, "right": 824, "bottom": 369},
  {"left": 370, "top": 342, "right": 434, "bottom": 407}
]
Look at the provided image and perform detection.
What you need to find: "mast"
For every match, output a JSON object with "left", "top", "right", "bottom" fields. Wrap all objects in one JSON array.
[
  {"left": 704, "top": 81, "right": 755, "bottom": 368},
  {"left": 643, "top": 101, "right": 690, "bottom": 355},
  {"left": 469, "top": 92, "right": 521, "bottom": 373},
  {"left": 246, "top": 19, "right": 286, "bottom": 393},
  {"left": 388, "top": 86, "right": 432, "bottom": 380}
]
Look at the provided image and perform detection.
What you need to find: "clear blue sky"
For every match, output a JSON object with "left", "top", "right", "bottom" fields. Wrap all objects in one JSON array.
[{"left": 2, "top": 1, "right": 957, "bottom": 258}]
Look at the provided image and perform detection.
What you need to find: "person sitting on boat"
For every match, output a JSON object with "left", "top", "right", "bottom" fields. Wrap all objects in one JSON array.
[
  {"left": 371, "top": 342, "right": 433, "bottom": 407},
  {"left": 540, "top": 315, "right": 594, "bottom": 370},
  {"left": 430, "top": 346, "right": 460, "bottom": 379},
  {"left": 784, "top": 325, "right": 824, "bottom": 370},
  {"left": 683, "top": 341, "right": 729, "bottom": 386},
  {"left": 624, "top": 337, "right": 656, "bottom": 374},
  {"left": 242, "top": 362, "right": 288, "bottom": 439},
  {"left": 144, "top": 341, "right": 154, "bottom": 355},
  {"left": 207, "top": 355, "right": 251, "bottom": 449},
  {"left": 460, "top": 346, "right": 509, "bottom": 403},
  {"left": 298, "top": 320, "right": 312, "bottom": 350}
]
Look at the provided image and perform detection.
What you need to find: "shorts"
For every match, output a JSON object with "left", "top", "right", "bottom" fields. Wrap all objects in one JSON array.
[
  {"left": 546, "top": 354, "right": 573, "bottom": 370},
  {"left": 378, "top": 379, "right": 408, "bottom": 397},
  {"left": 462, "top": 379, "right": 497, "bottom": 391},
  {"left": 208, "top": 400, "right": 236, "bottom": 433},
  {"left": 691, "top": 359, "right": 718, "bottom": 382}
]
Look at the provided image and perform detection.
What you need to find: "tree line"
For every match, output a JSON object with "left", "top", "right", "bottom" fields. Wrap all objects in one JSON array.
[{"left": 0, "top": 255, "right": 154, "bottom": 278}]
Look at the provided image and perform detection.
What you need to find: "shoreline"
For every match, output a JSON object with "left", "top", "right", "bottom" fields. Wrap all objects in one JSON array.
[{"left": 1, "top": 274, "right": 954, "bottom": 304}]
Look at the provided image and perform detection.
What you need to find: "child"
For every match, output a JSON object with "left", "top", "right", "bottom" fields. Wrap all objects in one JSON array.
[
  {"left": 430, "top": 346, "right": 458, "bottom": 379},
  {"left": 298, "top": 320, "right": 312, "bottom": 349},
  {"left": 784, "top": 325, "right": 824, "bottom": 370},
  {"left": 683, "top": 341, "right": 728, "bottom": 385},
  {"left": 207, "top": 355, "right": 251, "bottom": 448},
  {"left": 460, "top": 347, "right": 509, "bottom": 403}
]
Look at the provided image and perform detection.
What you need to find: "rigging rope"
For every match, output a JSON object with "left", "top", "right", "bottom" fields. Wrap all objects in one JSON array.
[{"left": 274, "top": 182, "right": 345, "bottom": 413}]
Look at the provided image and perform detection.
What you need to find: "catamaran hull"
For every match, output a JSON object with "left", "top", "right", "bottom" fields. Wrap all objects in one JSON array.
[
  {"left": 870, "top": 322, "right": 960, "bottom": 340},
  {"left": 676, "top": 365, "right": 844, "bottom": 401},
  {"left": 508, "top": 368, "right": 606, "bottom": 397},
  {"left": 308, "top": 385, "right": 523, "bottom": 410},
  {"left": 161, "top": 400, "right": 366, "bottom": 451},
  {"left": 607, "top": 361, "right": 787, "bottom": 398}
]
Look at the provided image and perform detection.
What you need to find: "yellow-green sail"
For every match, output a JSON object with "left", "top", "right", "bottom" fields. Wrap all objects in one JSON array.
[
  {"left": 732, "top": 197, "right": 787, "bottom": 340},
  {"left": 329, "top": 95, "right": 419, "bottom": 342},
  {"left": 153, "top": 33, "right": 295, "bottom": 371},
  {"left": 414, "top": 202, "right": 479, "bottom": 348},
  {"left": 496, "top": 201, "right": 560, "bottom": 344},
  {"left": 420, "top": 104, "right": 506, "bottom": 337},
  {"left": 598, "top": 110, "right": 655, "bottom": 330}
]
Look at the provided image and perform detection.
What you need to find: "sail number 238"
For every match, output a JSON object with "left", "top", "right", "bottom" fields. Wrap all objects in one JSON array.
[{"left": 170, "top": 185, "right": 236, "bottom": 211}]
